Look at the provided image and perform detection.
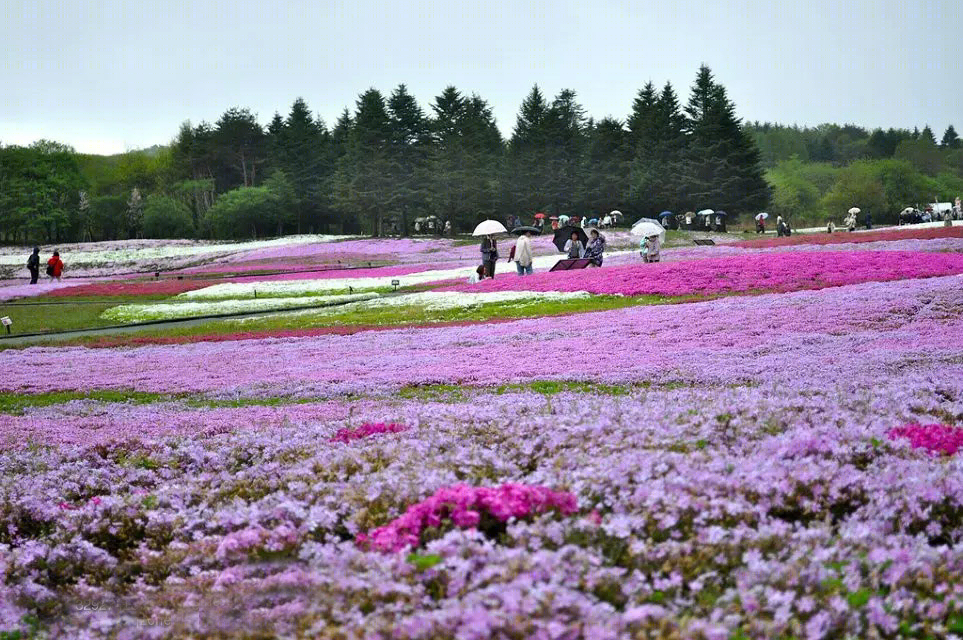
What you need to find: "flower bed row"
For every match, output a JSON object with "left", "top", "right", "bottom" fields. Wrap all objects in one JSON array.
[
  {"left": 447, "top": 250, "right": 963, "bottom": 297},
  {"left": 3, "top": 274, "right": 962, "bottom": 396},
  {"left": 733, "top": 224, "right": 963, "bottom": 248}
]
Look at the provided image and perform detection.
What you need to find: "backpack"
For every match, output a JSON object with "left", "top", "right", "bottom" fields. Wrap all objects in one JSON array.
[{"left": 46, "top": 264, "right": 54, "bottom": 276}]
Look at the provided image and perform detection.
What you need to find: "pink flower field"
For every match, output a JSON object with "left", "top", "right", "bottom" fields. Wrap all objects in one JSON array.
[
  {"left": 3, "top": 231, "right": 963, "bottom": 639},
  {"left": 448, "top": 250, "right": 963, "bottom": 297}
]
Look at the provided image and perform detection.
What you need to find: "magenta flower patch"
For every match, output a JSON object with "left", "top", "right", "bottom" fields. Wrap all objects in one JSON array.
[
  {"left": 357, "top": 484, "right": 579, "bottom": 552},
  {"left": 331, "top": 422, "right": 408, "bottom": 443},
  {"left": 887, "top": 424, "right": 963, "bottom": 456}
]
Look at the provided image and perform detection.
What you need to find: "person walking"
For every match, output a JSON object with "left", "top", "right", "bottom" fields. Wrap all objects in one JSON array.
[
  {"left": 26, "top": 247, "right": 40, "bottom": 284},
  {"left": 46, "top": 251, "right": 64, "bottom": 281},
  {"left": 513, "top": 230, "right": 534, "bottom": 275},
  {"left": 564, "top": 231, "right": 585, "bottom": 259},
  {"left": 584, "top": 230, "right": 606, "bottom": 267},
  {"left": 480, "top": 235, "right": 498, "bottom": 279},
  {"left": 864, "top": 212, "right": 872, "bottom": 230},
  {"left": 755, "top": 218, "right": 765, "bottom": 234}
]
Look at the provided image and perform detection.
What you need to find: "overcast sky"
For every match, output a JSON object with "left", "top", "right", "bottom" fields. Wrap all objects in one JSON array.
[{"left": 2, "top": 0, "right": 960, "bottom": 155}]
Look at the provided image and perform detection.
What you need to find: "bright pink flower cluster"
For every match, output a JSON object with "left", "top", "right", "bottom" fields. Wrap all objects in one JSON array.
[
  {"left": 734, "top": 225, "right": 963, "bottom": 249},
  {"left": 446, "top": 250, "right": 963, "bottom": 297},
  {"left": 330, "top": 422, "right": 408, "bottom": 443},
  {"left": 887, "top": 424, "right": 963, "bottom": 456},
  {"left": 357, "top": 484, "right": 579, "bottom": 552}
]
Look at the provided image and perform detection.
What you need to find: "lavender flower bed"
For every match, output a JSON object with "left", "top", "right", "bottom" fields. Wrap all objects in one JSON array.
[
  {"left": 5, "top": 274, "right": 962, "bottom": 395},
  {"left": 3, "top": 237, "right": 963, "bottom": 639},
  {"left": 2, "top": 381, "right": 963, "bottom": 638}
]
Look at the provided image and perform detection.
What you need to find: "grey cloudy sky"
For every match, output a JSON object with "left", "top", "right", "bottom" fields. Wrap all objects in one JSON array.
[{"left": 2, "top": 0, "right": 960, "bottom": 154}]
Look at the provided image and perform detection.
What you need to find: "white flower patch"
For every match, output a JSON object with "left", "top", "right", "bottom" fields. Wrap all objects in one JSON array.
[
  {"left": 101, "top": 292, "right": 378, "bottom": 323},
  {"left": 0, "top": 235, "right": 357, "bottom": 267},
  {"left": 230, "top": 290, "right": 594, "bottom": 324},
  {"left": 181, "top": 251, "right": 636, "bottom": 300}
]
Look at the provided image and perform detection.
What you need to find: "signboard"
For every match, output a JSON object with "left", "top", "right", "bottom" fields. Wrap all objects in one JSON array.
[
  {"left": 391, "top": 280, "right": 400, "bottom": 286},
  {"left": 0, "top": 317, "right": 11, "bottom": 326}
]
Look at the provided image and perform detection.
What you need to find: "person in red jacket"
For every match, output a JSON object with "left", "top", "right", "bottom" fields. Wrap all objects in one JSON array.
[{"left": 47, "top": 251, "right": 64, "bottom": 281}]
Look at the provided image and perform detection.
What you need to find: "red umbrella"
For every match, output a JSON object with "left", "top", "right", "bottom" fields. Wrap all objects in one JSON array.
[{"left": 534, "top": 213, "right": 547, "bottom": 219}]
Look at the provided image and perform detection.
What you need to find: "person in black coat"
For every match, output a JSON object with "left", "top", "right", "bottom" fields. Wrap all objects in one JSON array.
[
  {"left": 480, "top": 235, "right": 499, "bottom": 279},
  {"left": 26, "top": 247, "right": 40, "bottom": 284}
]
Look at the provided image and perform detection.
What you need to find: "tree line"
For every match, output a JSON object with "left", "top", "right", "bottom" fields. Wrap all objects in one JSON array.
[
  {"left": 3, "top": 64, "right": 960, "bottom": 244},
  {"left": 748, "top": 122, "right": 963, "bottom": 224}
]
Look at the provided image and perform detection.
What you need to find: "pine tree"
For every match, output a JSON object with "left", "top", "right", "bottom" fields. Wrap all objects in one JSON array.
[
  {"left": 213, "top": 107, "right": 266, "bottom": 189},
  {"left": 626, "top": 82, "right": 658, "bottom": 152},
  {"left": 682, "top": 66, "right": 769, "bottom": 215},
  {"left": 653, "top": 82, "right": 688, "bottom": 211},
  {"left": 942, "top": 125, "right": 961, "bottom": 149},
  {"left": 386, "top": 84, "right": 430, "bottom": 235},
  {"left": 334, "top": 89, "right": 392, "bottom": 235},
  {"left": 626, "top": 82, "right": 660, "bottom": 216},
  {"left": 506, "top": 85, "right": 552, "bottom": 215},
  {"left": 584, "top": 117, "right": 629, "bottom": 214},
  {"left": 543, "top": 89, "right": 587, "bottom": 215},
  {"left": 428, "top": 87, "right": 501, "bottom": 231},
  {"left": 921, "top": 125, "right": 937, "bottom": 145},
  {"left": 278, "top": 98, "right": 329, "bottom": 233}
]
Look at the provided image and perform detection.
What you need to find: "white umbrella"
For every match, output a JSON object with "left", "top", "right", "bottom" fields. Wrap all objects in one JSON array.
[
  {"left": 472, "top": 220, "right": 508, "bottom": 236},
  {"left": 697, "top": 209, "right": 714, "bottom": 216},
  {"left": 610, "top": 210, "right": 623, "bottom": 218},
  {"left": 755, "top": 212, "right": 769, "bottom": 221},
  {"left": 900, "top": 207, "right": 915, "bottom": 215},
  {"left": 848, "top": 207, "right": 861, "bottom": 215},
  {"left": 630, "top": 219, "right": 666, "bottom": 243}
]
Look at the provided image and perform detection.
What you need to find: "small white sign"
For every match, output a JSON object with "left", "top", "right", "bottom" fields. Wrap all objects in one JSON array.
[
  {"left": 0, "top": 317, "right": 11, "bottom": 326},
  {"left": 391, "top": 279, "right": 400, "bottom": 286}
]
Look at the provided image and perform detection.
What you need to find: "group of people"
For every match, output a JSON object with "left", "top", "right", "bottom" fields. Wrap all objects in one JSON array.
[
  {"left": 473, "top": 228, "right": 607, "bottom": 281},
  {"left": 25, "top": 248, "right": 63, "bottom": 284}
]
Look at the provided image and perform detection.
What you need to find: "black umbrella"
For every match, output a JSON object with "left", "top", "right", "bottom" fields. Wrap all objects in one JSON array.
[
  {"left": 511, "top": 225, "right": 542, "bottom": 236},
  {"left": 553, "top": 225, "right": 588, "bottom": 252}
]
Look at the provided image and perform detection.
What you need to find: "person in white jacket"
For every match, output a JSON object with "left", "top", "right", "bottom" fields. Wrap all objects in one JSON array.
[{"left": 513, "top": 231, "right": 534, "bottom": 275}]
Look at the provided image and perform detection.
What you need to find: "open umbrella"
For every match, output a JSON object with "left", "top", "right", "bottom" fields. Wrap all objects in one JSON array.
[
  {"left": 900, "top": 207, "right": 915, "bottom": 215},
  {"left": 553, "top": 225, "right": 588, "bottom": 252},
  {"left": 714, "top": 210, "right": 728, "bottom": 217},
  {"left": 658, "top": 210, "right": 673, "bottom": 218},
  {"left": 558, "top": 215, "right": 570, "bottom": 224},
  {"left": 610, "top": 210, "right": 623, "bottom": 219},
  {"left": 697, "top": 209, "right": 714, "bottom": 216},
  {"left": 549, "top": 216, "right": 559, "bottom": 220},
  {"left": 534, "top": 213, "right": 548, "bottom": 219},
  {"left": 472, "top": 220, "right": 508, "bottom": 236},
  {"left": 755, "top": 212, "right": 769, "bottom": 221},
  {"left": 630, "top": 219, "right": 666, "bottom": 244},
  {"left": 848, "top": 207, "right": 861, "bottom": 215},
  {"left": 511, "top": 226, "right": 542, "bottom": 236}
]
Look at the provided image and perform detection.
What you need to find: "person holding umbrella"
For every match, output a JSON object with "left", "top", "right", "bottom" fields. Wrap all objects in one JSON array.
[
  {"left": 755, "top": 213, "right": 767, "bottom": 234},
  {"left": 472, "top": 219, "right": 508, "bottom": 279},
  {"left": 641, "top": 234, "right": 661, "bottom": 263},
  {"left": 564, "top": 230, "right": 585, "bottom": 259},
  {"left": 480, "top": 234, "right": 499, "bottom": 279},
  {"left": 584, "top": 229, "right": 606, "bottom": 267},
  {"left": 553, "top": 225, "right": 588, "bottom": 257},
  {"left": 513, "top": 229, "right": 534, "bottom": 275}
]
